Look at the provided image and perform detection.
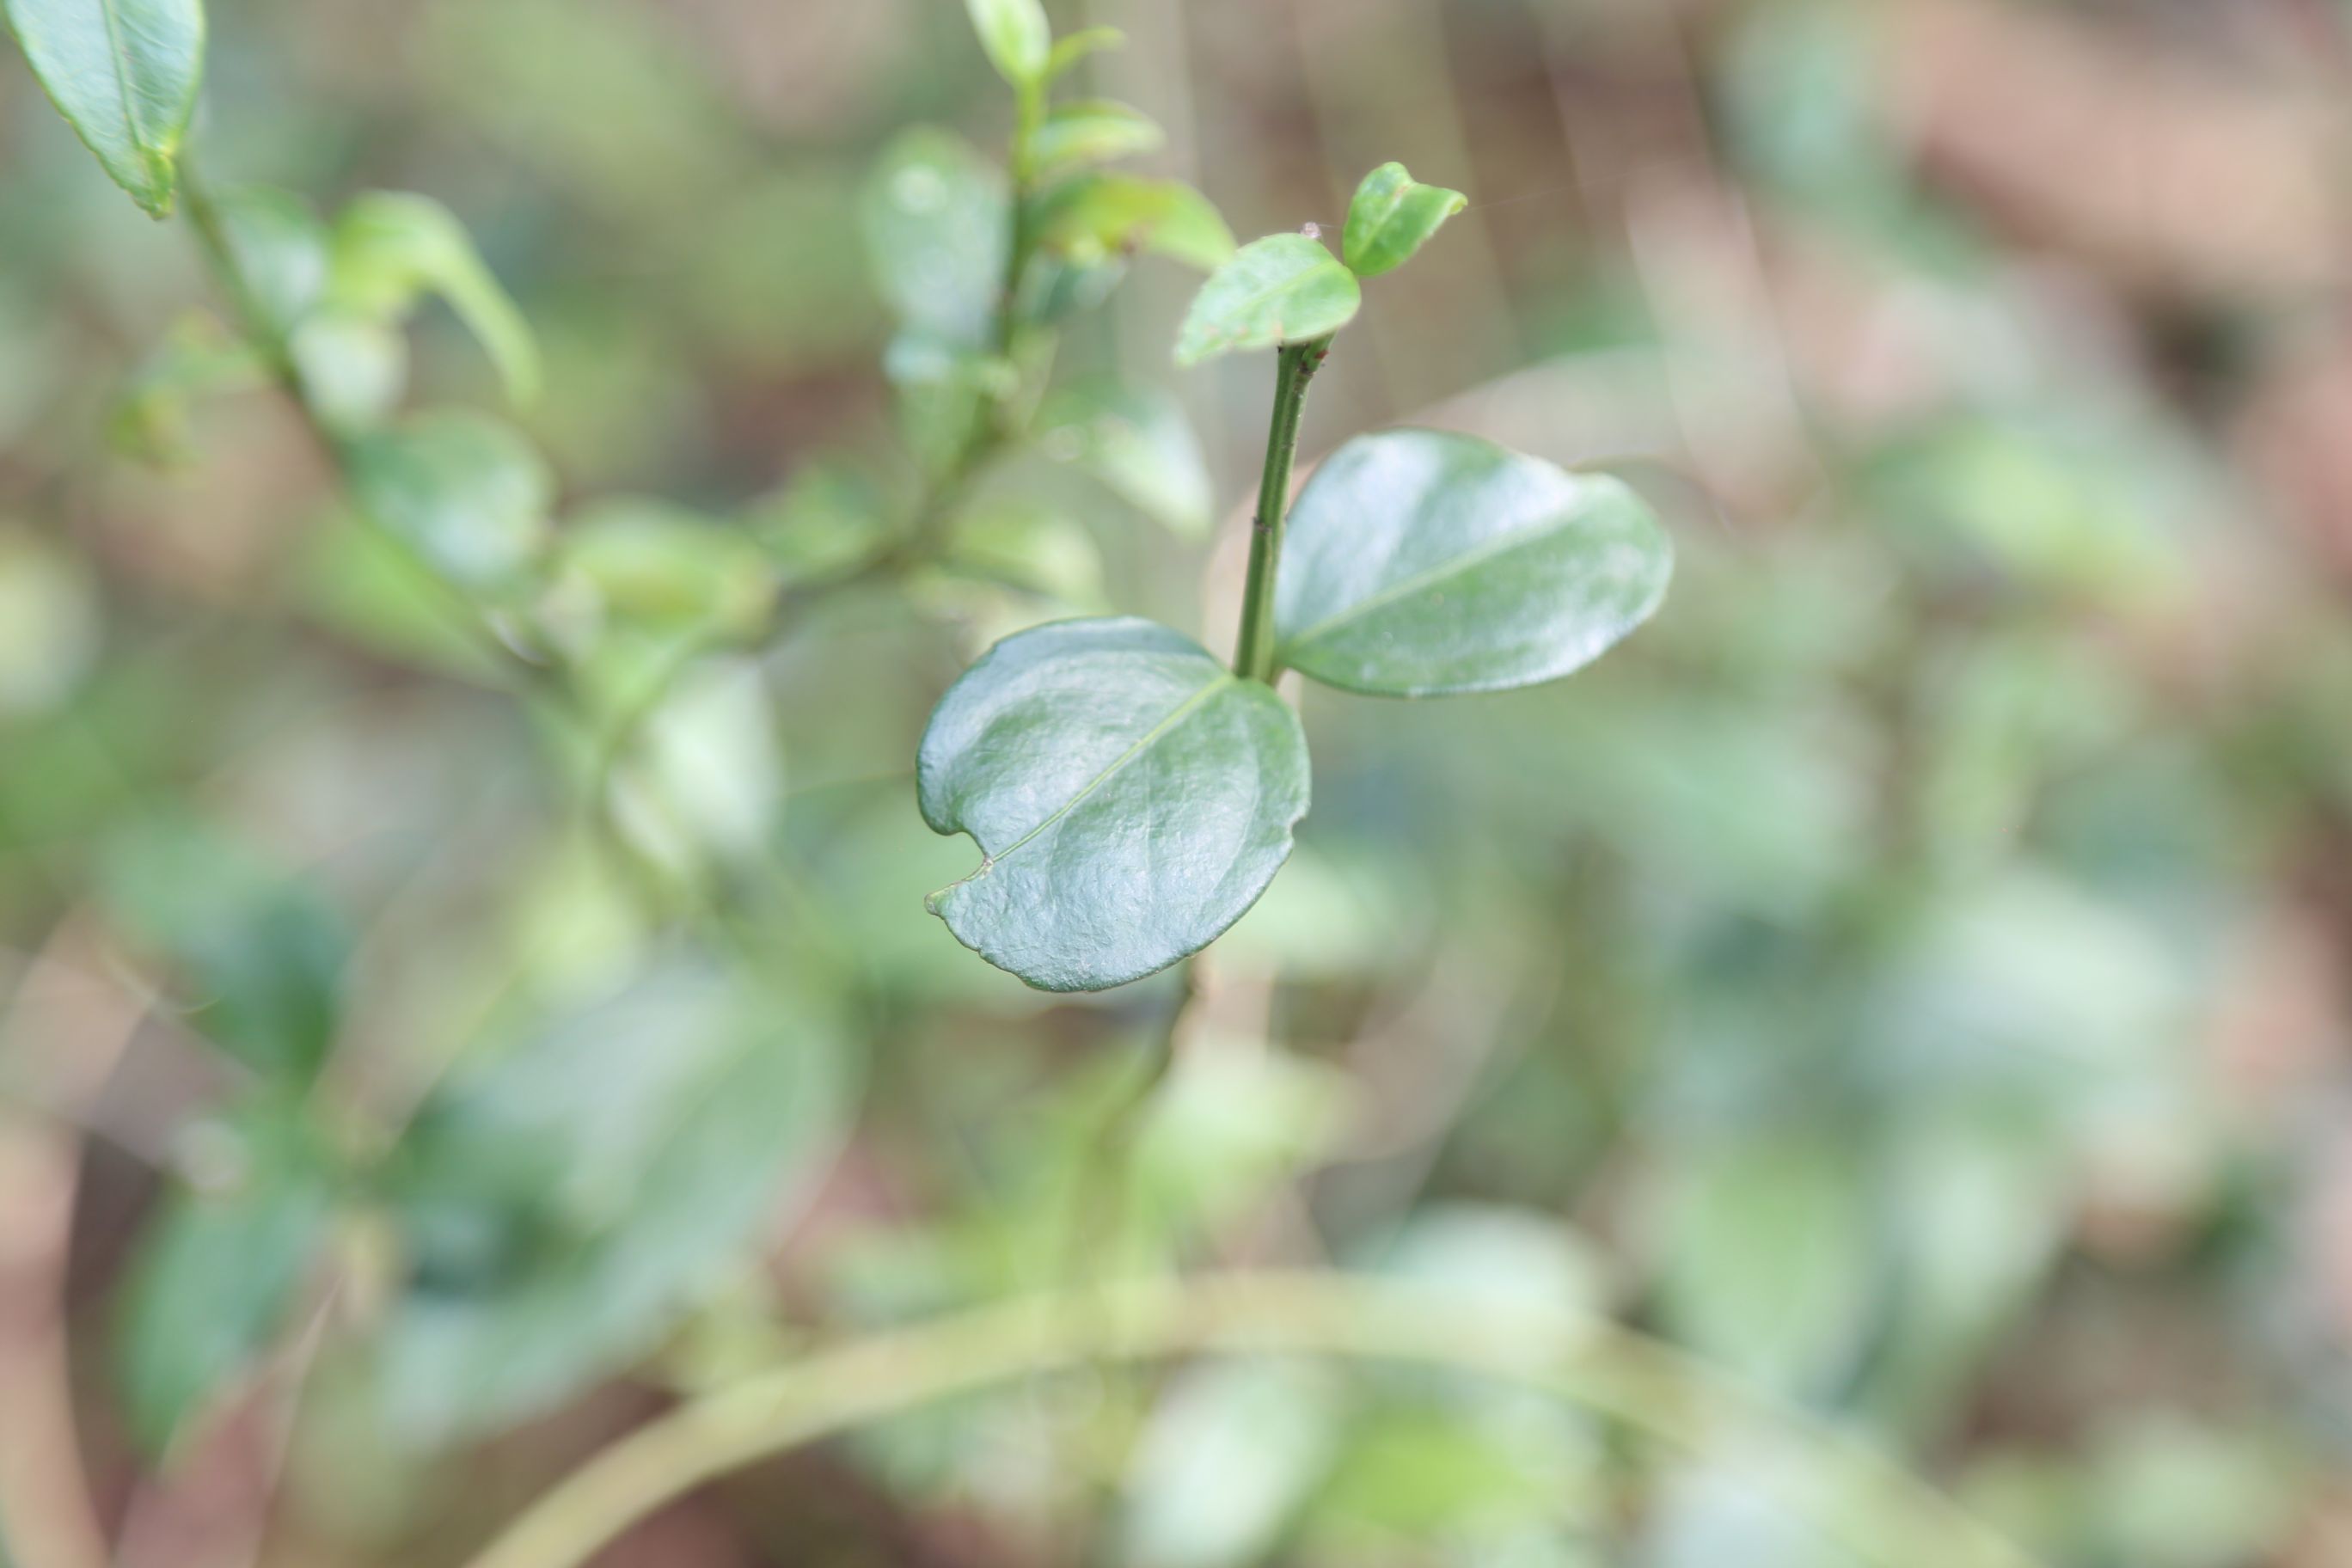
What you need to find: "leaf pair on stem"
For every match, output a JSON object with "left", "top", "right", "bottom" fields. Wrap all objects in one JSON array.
[{"left": 920, "top": 161, "right": 1675, "bottom": 990}]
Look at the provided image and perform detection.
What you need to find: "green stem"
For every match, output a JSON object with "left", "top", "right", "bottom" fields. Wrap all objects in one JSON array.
[
  {"left": 1232, "top": 336, "right": 1330, "bottom": 683},
  {"left": 456, "top": 1271, "right": 2035, "bottom": 1568}
]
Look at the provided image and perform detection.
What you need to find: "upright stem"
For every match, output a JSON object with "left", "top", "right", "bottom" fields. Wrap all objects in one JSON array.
[{"left": 1233, "top": 336, "right": 1330, "bottom": 683}]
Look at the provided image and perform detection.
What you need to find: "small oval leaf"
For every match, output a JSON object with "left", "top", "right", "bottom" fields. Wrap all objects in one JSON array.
[
  {"left": 346, "top": 410, "right": 554, "bottom": 595},
  {"left": 917, "top": 617, "right": 1310, "bottom": 991},
  {"left": 964, "top": 0, "right": 1049, "bottom": 86},
  {"left": 1032, "top": 174, "right": 1234, "bottom": 273},
  {"left": 1340, "top": 161, "right": 1467, "bottom": 279},
  {"left": 1031, "top": 100, "right": 1162, "bottom": 179},
  {"left": 1273, "top": 430, "right": 1671, "bottom": 696},
  {"left": 5, "top": 0, "right": 204, "bottom": 216},
  {"left": 1174, "top": 233, "right": 1359, "bottom": 366}
]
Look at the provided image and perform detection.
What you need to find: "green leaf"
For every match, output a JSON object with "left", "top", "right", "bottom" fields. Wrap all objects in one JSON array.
[
  {"left": 558, "top": 499, "right": 773, "bottom": 639},
  {"left": 965, "top": 0, "right": 1049, "bottom": 85},
  {"left": 209, "top": 185, "right": 329, "bottom": 341},
  {"left": 944, "top": 500, "right": 1104, "bottom": 606},
  {"left": 1173, "top": 233, "right": 1359, "bottom": 365},
  {"left": 376, "top": 957, "right": 851, "bottom": 1440},
  {"left": 287, "top": 309, "right": 407, "bottom": 433},
  {"left": 328, "top": 193, "right": 542, "bottom": 407},
  {"left": 861, "top": 128, "right": 1011, "bottom": 349},
  {"left": 109, "top": 312, "right": 266, "bottom": 466},
  {"left": 346, "top": 411, "right": 554, "bottom": 595},
  {"left": 1032, "top": 101, "right": 1162, "bottom": 179},
  {"left": 917, "top": 617, "right": 1309, "bottom": 991},
  {"left": 1032, "top": 174, "right": 1234, "bottom": 273},
  {"left": 1272, "top": 430, "right": 1671, "bottom": 695},
  {"left": 1339, "top": 161, "right": 1467, "bottom": 279},
  {"left": 1036, "top": 377, "right": 1215, "bottom": 538},
  {"left": 97, "top": 819, "right": 352, "bottom": 1085},
  {"left": 116, "top": 1108, "right": 334, "bottom": 1454},
  {"left": 3, "top": 0, "right": 203, "bottom": 216},
  {"left": 1044, "top": 25, "right": 1121, "bottom": 81}
]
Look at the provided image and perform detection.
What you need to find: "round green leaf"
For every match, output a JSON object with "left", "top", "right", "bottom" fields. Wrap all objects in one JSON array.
[
  {"left": 346, "top": 410, "right": 554, "bottom": 594},
  {"left": 1174, "top": 233, "right": 1359, "bottom": 365},
  {"left": 1340, "top": 161, "right": 1467, "bottom": 279},
  {"left": 4, "top": 0, "right": 204, "bottom": 216},
  {"left": 917, "top": 617, "right": 1310, "bottom": 992},
  {"left": 1272, "top": 430, "right": 1671, "bottom": 696}
]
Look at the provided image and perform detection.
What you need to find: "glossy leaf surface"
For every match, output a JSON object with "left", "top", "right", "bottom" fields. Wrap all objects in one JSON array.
[
  {"left": 346, "top": 411, "right": 554, "bottom": 594},
  {"left": 1340, "top": 162, "right": 1467, "bottom": 279},
  {"left": 918, "top": 617, "right": 1309, "bottom": 991},
  {"left": 1173, "top": 233, "right": 1359, "bottom": 365},
  {"left": 1273, "top": 430, "right": 1670, "bottom": 695},
  {"left": 4, "top": 0, "right": 202, "bottom": 215}
]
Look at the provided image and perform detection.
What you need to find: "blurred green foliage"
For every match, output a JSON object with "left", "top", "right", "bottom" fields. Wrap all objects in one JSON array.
[{"left": 6, "top": 0, "right": 2352, "bottom": 1564}]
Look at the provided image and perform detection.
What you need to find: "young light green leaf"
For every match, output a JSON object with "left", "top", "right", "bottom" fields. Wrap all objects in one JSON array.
[
  {"left": 1272, "top": 429, "right": 1670, "bottom": 695},
  {"left": 1340, "top": 161, "right": 1467, "bottom": 279},
  {"left": 918, "top": 617, "right": 1309, "bottom": 991},
  {"left": 375, "top": 957, "right": 851, "bottom": 1439},
  {"left": 1032, "top": 174, "right": 1234, "bottom": 272},
  {"left": 116, "top": 1110, "right": 334, "bottom": 1454},
  {"left": 346, "top": 411, "right": 554, "bottom": 594},
  {"left": 964, "top": 0, "right": 1049, "bottom": 87},
  {"left": 3, "top": 0, "right": 203, "bottom": 216},
  {"left": 861, "top": 127, "right": 1010, "bottom": 348},
  {"left": 1036, "top": 377, "right": 1215, "bottom": 538},
  {"left": 1173, "top": 233, "right": 1359, "bottom": 366},
  {"left": 1044, "top": 25, "right": 1121, "bottom": 81},
  {"left": 328, "top": 193, "right": 542, "bottom": 407},
  {"left": 1031, "top": 101, "right": 1162, "bottom": 179}
]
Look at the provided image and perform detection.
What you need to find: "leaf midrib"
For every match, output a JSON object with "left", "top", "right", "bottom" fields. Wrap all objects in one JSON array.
[
  {"left": 939, "top": 670, "right": 1234, "bottom": 889},
  {"left": 1279, "top": 507, "right": 1584, "bottom": 655},
  {"left": 95, "top": 0, "right": 156, "bottom": 156}
]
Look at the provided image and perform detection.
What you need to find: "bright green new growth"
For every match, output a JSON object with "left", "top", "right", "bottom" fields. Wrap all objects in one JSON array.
[
  {"left": 1342, "top": 161, "right": 1467, "bottom": 278},
  {"left": 1174, "top": 233, "right": 1361, "bottom": 365},
  {"left": 920, "top": 160, "right": 1670, "bottom": 989},
  {"left": 964, "top": 0, "right": 1049, "bottom": 87},
  {"left": 4, "top": 0, "right": 203, "bottom": 216}
]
